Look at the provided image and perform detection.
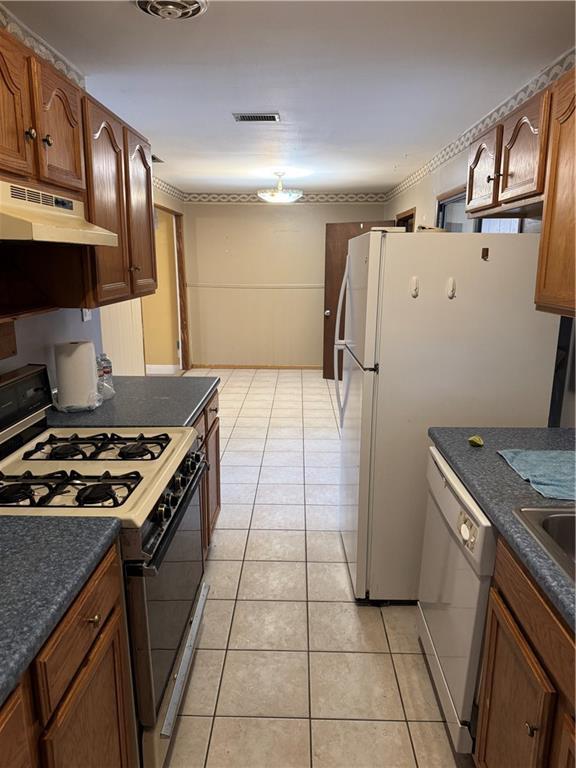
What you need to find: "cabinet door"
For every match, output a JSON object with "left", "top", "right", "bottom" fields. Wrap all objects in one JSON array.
[
  {"left": 0, "top": 683, "right": 36, "bottom": 768},
  {"left": 206, "top": 419, "right": 221, "bottom": 538},
  {"left": 30, "top": 58, "right": 85, "bottom": 191},
  {"left": 124, "top": 128, "right": 157, "bottom": 296},
  {"left": 83, "top": 98, "right": 130, "bottom": 304},
  {"left": 41, "top": 606, "right": 137, "bottom": 768},
  {"left": 0, "top": 30, "right": 35, "bottom": 177},
  {"left": 499, "top": 91, "right": 551, "bottom": 204},
  {"left": 465, "top": 125, "right": 503, "bottom": 212},
  {"left": 535, "top": 68, "right": 575, "bottom": 316},
  {"left": 476, "top": 588, "right": 556, "bottom": 768}
]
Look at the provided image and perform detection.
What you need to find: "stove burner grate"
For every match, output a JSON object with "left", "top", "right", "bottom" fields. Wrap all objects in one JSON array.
[
  {"left": 0, "top": 469, "right": 142, "bottom": 508},
  {"left": 23, "top": 432, "right": 171, "bottom": 461}
]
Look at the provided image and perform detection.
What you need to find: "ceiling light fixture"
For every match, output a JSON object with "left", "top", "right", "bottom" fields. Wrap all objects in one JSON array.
[
  {"left": 257, "top": 172, "right": 303, "bottom": 204},
  {"left": 136, "top": 0, "right": 208, "bottom": 20}
]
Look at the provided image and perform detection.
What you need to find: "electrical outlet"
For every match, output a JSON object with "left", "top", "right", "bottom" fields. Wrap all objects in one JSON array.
[{"left": 81, "top": 309, "right": 92, "bottom": 322}]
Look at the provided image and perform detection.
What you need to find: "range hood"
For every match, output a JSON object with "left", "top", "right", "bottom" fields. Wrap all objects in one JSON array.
[{"left": 0, "top": 181, "right": 118, "bottom": 247}]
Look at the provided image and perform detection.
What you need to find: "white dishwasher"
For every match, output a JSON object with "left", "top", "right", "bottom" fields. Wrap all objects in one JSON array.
[{"left": 417, "top": 446, "right": 496, "bottom": 753}]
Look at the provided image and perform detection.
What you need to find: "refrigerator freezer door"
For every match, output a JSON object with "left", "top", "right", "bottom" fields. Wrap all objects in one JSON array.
[
  {"left": 344, "top": 232, "right": 383, "bottom": 369},
  {"left": 339, "top": 346, "right": 376, "bottom": 598}
]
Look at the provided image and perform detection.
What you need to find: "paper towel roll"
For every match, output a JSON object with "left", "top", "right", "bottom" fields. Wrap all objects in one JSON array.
[{"left": 55, "top": 341, "right": 100, "bottom": 410}]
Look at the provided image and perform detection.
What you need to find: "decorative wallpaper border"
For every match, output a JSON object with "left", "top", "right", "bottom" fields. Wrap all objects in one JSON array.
[
  {"left": 152, "top": 177, "right": 389, "bottom": 204},
  {"left": 0, "top": 3, "right": 85, "bottom": 86},
  {"left": 155, "top": 47, "right": 574, "bottom": 205}
]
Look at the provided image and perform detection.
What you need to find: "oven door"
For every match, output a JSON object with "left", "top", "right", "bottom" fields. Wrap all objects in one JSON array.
[{"left": 125, "top": 464, "right": 206, "bottom": 729}]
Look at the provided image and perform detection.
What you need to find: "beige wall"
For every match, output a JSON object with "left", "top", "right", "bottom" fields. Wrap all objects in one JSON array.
[
  {"left": 383, "top": 152, "right": 468, "bottom": 229},
  {"left": 182, "top": 202, "right": 386, "bottom": 367},
  {"left": 141, "top": 207, "right": 180, "bottom": 367}
]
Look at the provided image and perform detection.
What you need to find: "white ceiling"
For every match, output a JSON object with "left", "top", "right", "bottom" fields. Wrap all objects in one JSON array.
[{"left": 5, "top": 1, "right": 574, "bottom": 193}]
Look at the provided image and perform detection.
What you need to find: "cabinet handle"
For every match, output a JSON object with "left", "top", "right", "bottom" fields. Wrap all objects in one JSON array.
[
  {"left": 129, "top": 265, "right": 142, "bottom": 272},
  {"left": 24, "top": 127, "right": 37, "bottom": 140},
  {"left": 42, "top": 134, "right": 54, "bottom": 147},
  {"left": 486, "top": 173, "right": 502, "bottom": 183},
  {"left": 86, "top": 613, "right": 101, "bottom": 626},
  {"left": 524, "top": 722, "right": 538, "bottom": 738},
  {"left": 209, "top": 406, "right": 219, "bottom": 413}
]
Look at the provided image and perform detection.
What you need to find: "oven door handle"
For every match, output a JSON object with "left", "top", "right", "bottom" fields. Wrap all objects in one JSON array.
[
  {"left": 136, "top": 460, "right": 207, "bottom": 577},
  {"left": 161, "top": 581, "right": 210, "bottom": 739}
]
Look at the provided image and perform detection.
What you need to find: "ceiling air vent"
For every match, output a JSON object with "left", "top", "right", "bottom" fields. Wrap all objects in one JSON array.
[
  {"left": 233, "top": 112, "right": 281, "bottom": 123},
  {"left": 136, "top": 0, "right": 208, "bottom": 20}
]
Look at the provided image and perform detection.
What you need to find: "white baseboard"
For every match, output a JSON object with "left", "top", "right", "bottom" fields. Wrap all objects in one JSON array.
[{"left": 146, "top": 364, "right": 181, "bottom": 375}]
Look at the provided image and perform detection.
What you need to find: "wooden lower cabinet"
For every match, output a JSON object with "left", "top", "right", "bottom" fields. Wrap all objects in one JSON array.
[
  {"left": 41, "top": 607, "right": 135, "bottom": 768},
  {"left": 192, "top": 391, "right": 221, "bottom": 554},
  {"left": 205, "top": 418, "right": 221, "bottom": 536},
  {"left": 475, "top": 541, "right": 576, "bottom": 767},
  {"left": 0, "top": 676, "right": 38, "bottom": 768},
  {"left": 0, "top": 545, "right": 137, "bottom": 768},
  {"left": 476, "top": 588, "right": 556, "bottom": 767}
]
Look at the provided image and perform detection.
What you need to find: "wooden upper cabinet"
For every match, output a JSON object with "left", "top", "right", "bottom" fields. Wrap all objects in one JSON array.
[
  {"left": 124, "top": 128, "right": 157, "bottom": 296},
  {"left": 30, "top": 58, "right": 85, "bottom": 191},
  {"left": 466, "top": 124, "right": 503, "bottom": 212},
  {"left": 83, "top": 98, "right": 130, "bottom": 304},
  {"left": 499, "top": 90, "right": 551, "bottom": 204},
  {"left": 0, "top": 30, "right": 35, "bottom": 178},
  {"left": 476, "top": 588, "right": 556, "bottom": 768},
  {"left": 556, "top": 715, "right": 576, "bottom": 768},
  {"left": 535, "top": 68, "right": 575, "bottom": 316}
]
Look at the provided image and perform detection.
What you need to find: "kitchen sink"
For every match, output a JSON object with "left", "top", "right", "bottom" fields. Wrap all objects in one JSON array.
[{"left": 513, "top": 507, "right": 576, "bottom": 580}]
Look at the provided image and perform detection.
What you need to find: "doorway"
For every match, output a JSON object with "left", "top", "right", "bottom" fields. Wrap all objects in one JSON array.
[
  {"left": 395, "top": 207, "right": 416, "bottom": 232},
  {"left": 141, "top": 206, "right": 190, "bottom": 374},
  {"left": 323, "top": 220, "right": 393, "bottom": 379}
]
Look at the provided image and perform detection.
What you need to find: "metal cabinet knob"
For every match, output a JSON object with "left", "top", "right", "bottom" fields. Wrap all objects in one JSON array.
[
  {"left": 486, "top": 172, "right": 502, "bottom": 183},
  {"left": 25, "top": 127, "right": 37, "bottom": 140},
  {"left": 324, "top": 309, "right": 331, "bottom": 317},
  {"left": 42, "top": 134, "right": 54, "bottom": 147},
  {"left": 524, "top": 722, "right": 538, "bottom": 738},
  {"left": 209, "top": 406, "right": 219, "bottom": 413},
  {"left": 86, "top": 613, "right": 101, "bottom": 626}
]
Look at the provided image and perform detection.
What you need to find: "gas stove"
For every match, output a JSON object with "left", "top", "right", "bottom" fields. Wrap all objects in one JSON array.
[
  {"left": 0, "top": 425, "right": 199, "bottom": 528},
  {"left": 1, "top": 364, "right": 210, "bottom": 766}
]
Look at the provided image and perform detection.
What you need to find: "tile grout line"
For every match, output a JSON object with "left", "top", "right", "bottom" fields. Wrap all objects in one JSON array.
[
  {"left": 202, "top": 368, "right": 258, "bottom": 767},
  {"left": 301, "top": 371, "right": 314, "bottom": 768},
  {"left": 378, "top": 608, "right": 421, "bottom": 768}
]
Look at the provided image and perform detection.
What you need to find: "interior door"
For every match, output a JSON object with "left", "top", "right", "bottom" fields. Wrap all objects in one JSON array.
[{"left": 323, "top": 220, "right": 392, "bottom": 379}]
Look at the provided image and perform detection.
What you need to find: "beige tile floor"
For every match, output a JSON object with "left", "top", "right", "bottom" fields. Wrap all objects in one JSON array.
[{"left": 171, "top": 369, "right": 468, "bottom": 768}]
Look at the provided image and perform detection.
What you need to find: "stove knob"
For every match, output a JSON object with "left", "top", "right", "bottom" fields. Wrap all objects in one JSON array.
[
  {"left": 155, "top": 503, "right": 171, "bottom": 524},
  {"left": 164, "top": 491, "right": 177, "bottom": 509},
  {"left": 183, "top": 456, "right": 197, "bottom": 475},
  {"left": 172, "top": 474, "right": 186, "bottom": 493}
]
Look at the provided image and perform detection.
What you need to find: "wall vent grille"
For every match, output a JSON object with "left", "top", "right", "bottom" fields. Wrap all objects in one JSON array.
[
  {"left": 9, "top": 184, "right": 71, "bottom": 210},
  {"left": 233, "top": 112, "right": 280, "bottom": 123}
]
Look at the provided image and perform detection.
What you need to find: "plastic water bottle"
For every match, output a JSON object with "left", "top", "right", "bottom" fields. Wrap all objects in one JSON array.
[{"left": 97, "top": 352, "right": 115, "bottom": 400}]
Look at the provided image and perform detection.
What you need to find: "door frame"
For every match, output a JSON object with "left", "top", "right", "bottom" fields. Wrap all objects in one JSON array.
[
  {"left": 152, "top": 203, "right": 191, "bottom": 371},
  {"left": 395, "top": 207, "right": 416, "bottom": 231}
]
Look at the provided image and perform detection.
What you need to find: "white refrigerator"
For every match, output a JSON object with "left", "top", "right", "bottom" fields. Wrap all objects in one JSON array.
[{"left": 334, "top": 231, "right": 559, "bottom": 601}]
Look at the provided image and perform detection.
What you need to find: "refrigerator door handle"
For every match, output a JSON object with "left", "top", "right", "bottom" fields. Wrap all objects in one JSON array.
[{"left": 334, "top": 253, "right": 349, "bottom": 426}]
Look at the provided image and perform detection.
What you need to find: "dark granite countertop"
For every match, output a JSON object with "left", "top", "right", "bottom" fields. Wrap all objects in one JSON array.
[
  {"left": 47, "top": 375, "right": 220, "bottom": 428},
  {"left": 429, "top": 427, "right": 575, "bottom": 629},
  {"left": 0, "top": 516, "right": 121, "bottom": 707}
]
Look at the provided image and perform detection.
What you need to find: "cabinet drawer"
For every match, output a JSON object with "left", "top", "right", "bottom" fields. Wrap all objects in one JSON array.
[
  {"left": 33, "top": 546, "right": 121, "bottom": 725},
  {"left": 206, "top": 391, "right": 219, "bottom": 432}
]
